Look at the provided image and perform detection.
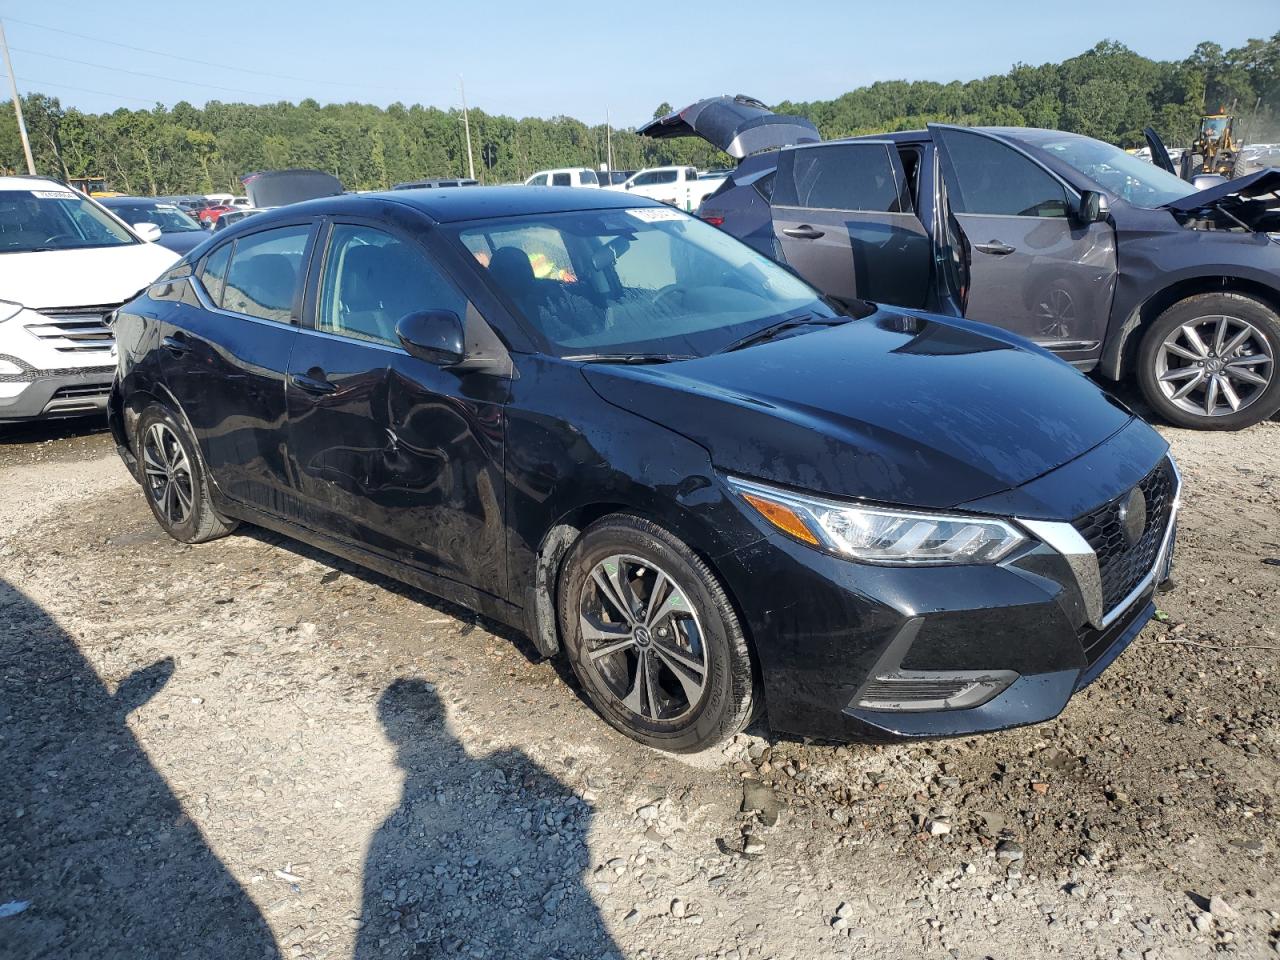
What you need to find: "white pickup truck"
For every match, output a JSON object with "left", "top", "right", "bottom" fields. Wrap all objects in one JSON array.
[{"left": 607, "top": 166, "right": 727, "bottom": 211}]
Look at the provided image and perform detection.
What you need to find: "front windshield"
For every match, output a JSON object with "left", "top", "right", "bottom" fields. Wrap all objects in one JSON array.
[
  {"left": 455, "top": 207, "right": 832, "bottom": 357},
  {"left": 0, "top": 188, "right": 136, "bottom": 253},
  {"left": 106, "top": 201, "right": 203, "bottom": 232},
  {"left": 1013, "top": 130, "right": 1197, "bottom": 209},
  {"left": 1202, "top": 117, "right": 1229, "bottom": 138}
]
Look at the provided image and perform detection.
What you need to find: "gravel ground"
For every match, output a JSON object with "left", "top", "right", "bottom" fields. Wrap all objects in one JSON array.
[{"left": 1, "top": 411, "right": 1277, "bottom": 960}]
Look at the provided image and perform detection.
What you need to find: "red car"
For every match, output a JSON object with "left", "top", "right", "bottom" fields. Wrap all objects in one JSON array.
[{"left": 197, "top": 204, "right": 234, "bottom": 225}]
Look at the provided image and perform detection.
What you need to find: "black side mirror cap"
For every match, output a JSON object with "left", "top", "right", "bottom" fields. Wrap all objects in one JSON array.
[
  {"left": 396, "top": 310, "right": 466, "bottom": 366},
  {"left": 1076, "top": 190, "right": 1110, "bottom": 224}
]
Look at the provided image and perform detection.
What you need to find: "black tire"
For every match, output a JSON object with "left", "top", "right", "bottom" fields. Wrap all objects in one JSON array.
[
  {"left": 1187, "top": 154, "right": 1205, "bottom": 178},
  {"left": 1136, "top": 292, "right": 1280, "bottom": 430},
  {"left": 135, "top": 404, "right": 238, "bottom": 543},
  {"left": 556, "top": 514, "right": 757, "bottom": 753},
  {"left": 1232, "top": 152, "right": 1248, "bottom": 179}
]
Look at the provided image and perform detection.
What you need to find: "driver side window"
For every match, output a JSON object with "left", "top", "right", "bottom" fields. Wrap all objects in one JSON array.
[
  {"left": 942, "top": 130, "right": 1069, "bottom": 218},
  {"left": 317, "top": 224, "right": 467, "bottom": 347}
]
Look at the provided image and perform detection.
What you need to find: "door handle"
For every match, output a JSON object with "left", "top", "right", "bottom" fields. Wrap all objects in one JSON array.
[
  {"left": 782, "top": 225, "right": 825, "bottom": 240},
  {"left": 289, "top": 371, "right": 337, "bottom": 395},
  {"left": 161, "top": 334, "right": 189, "bottom": 356},
  {"left": 974, "top": 240, "right": 1016, "bottom": 256}
]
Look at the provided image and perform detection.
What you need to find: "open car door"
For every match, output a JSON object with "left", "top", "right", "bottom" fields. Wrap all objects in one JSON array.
[
  {"left": 1144, "top": 127, "right": 1177, "bottom": 176},
  {"left": 928, "top": 124, "right": 1117, "bottom": 354},
  {"left": 769, "top": 140, "right": 933, "bottom": 308}
]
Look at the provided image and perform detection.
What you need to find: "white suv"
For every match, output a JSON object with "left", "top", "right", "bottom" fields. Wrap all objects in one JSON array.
[
  {"left": 524, "top": 167, "right": 600, "bottom": 188},
  {"left": 0, "top": 177, "right": 179, "bottom": 422}
]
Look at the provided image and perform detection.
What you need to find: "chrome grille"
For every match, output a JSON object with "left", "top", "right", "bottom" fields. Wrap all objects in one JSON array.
[
  {"left": 1071, "top": 457, "right": 1176, "bottom": 614},
  {"left": 25, "top": 304, "right": 118, "bottom": 353}
]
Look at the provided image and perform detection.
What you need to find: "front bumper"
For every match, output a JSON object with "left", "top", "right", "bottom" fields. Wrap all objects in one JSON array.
[
  {"left": 0, "top": 365, "right": 115, "bottom": 421},
  {"left": 715, "top": 433, "right": 1179, "bottom": 743}
]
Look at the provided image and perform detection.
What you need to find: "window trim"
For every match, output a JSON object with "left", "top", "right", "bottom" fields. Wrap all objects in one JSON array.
[
  {"left": 773, "top": 140, "right": 911, "bottom": 214},
  {"left": 193, "top": 218, "right": 318, "bottom": 326}
]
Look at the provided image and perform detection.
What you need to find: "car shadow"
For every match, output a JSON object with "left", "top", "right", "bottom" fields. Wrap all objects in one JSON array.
[
  {"left": 0, "top": 577, "right": 282, "bottom": 960},
  {"left": 355, "top": 677, "right": 619, "bottom": 959},
  {"left": 0, "top": 415, "right": 107, "bottom": 445}
]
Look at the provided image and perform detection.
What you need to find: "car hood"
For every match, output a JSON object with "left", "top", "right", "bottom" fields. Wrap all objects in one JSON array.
[
  {"left": 582, "top": 310, "right": 1135, "bottom": 510},
  {"left": 156, "top": 231, "right": 209, "bottom": 255},
  {"left": 0, "top": 242, "right": 179, "bottom": 309},
  {"left": 1162, "top": 168, "right": 1280, "bottom": 213},
  {"left": 241, "top": 169, "right": 343, "bottom": 208},
  {"left": 637, "top": 95, "right": 821, "bottom": 159}
]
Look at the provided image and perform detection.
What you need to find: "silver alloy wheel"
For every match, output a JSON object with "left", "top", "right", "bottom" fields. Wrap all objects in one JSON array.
[
  {"left": 1155, "top": 314, "right": 1274, "bottom": 418},
  {"left": 578, "top": 554, "right": 707, "bottom": 723},
  {"left": 142, "top": 422, "right": 194, "bottom": 526}
]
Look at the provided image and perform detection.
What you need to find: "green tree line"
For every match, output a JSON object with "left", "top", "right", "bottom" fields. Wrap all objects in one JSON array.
[{"left": 1, "top": 33, "right": 1277, "bottom": 195}]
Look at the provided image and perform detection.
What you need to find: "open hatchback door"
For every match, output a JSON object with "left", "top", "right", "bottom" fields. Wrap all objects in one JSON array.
[{"left": 638, "top": 95, "right": 820, "bottom": 159}]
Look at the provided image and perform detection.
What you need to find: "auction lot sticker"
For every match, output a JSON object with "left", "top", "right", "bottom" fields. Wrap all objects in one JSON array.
[
  {"left": 32, "top": 190, "right": 78, "bottom": 200},
  {"left": 626, "top": 207, "right": 688, "bottom": 222}
]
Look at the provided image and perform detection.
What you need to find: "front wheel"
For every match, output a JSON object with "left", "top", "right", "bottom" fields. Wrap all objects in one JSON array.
[
  {"left": 1136, "top": 293, "right": 1280, "bottom": 430},
  {"left": 135, "top": 404, "right": 238, "bottom": 542},
  {"left": 557, "top": 515, "right": 758, "bottom": 753}
]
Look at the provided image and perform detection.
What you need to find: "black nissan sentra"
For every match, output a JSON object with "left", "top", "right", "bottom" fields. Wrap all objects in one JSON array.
[{"left": 109, "top": 187, "right": 1179, "bottom": 752}]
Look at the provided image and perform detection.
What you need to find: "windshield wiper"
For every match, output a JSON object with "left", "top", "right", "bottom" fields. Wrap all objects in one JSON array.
[
  {"left": 714, "top": 314, "right": 849, "bottom": 354},
  {"left": 563, "top": 353, "right": 696, "bottom": 364}
]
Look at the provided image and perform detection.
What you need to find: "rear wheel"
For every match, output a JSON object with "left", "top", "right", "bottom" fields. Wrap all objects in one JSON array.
[
  {"left": 557, "top": 515, "right": 757, "bottom": 753},
  {"left": 136, "top": 404, "right": 238, "bottom": 543},
  {"left": 1136, "top": 293, "right": 1280, "bottom": 430}
]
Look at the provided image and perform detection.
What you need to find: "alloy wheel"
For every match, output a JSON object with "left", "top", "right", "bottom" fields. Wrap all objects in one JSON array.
[
  {"left": 578, "top": 554, "right": 707, "bottom": 723},
  {"left": 1155, "top": 314, "right": 1274, "bottom": 418},
  {"left": 1034, "top": 286, "right": 1075, "bottom": 339},
  {"left": 142, "top": 422, "right": 194, "bottom": 526}
]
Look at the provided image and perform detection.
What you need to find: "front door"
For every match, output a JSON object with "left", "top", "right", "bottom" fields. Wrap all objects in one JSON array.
[
  {"left": 161, "top": 221, "right": 315, "bottom": 516},
  {"left": 286, "top": 220, "right": 509, "bottom": 598},
  {"left": 770, "top": 141, "right": 933, "bottom": 309},
  {"left": 929, "top": 124, "right": 1118, "bottom": 354}
]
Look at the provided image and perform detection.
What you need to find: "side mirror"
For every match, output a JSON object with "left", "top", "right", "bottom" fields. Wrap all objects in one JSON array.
[
  {"left": 1076, "top": 190, "right": 1110, "bottom": 224},
  {"left": 396, "top": 310, "right": 465, "bottom": 366},
  {"left": 133, "top": 222, "right": 163, "bottom": 242}
]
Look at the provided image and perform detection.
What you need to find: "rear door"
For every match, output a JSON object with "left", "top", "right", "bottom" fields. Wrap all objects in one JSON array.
[
  {"left": 770, "top": 140, "right": 933, "bottom": 308},
  {"left": 929, "top": 124, "right": 1117, "bottom": 353},
  {"left": 285, "top": 218, "right": 509, "bottom": 597},
  {"left": 163, "top": 221, "right": 316, "bottom": 516}
]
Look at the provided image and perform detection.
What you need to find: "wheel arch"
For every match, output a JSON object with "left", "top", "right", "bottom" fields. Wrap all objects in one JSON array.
[{"left": 1101, "top": 274, "right": 1280, "bottom": 381}]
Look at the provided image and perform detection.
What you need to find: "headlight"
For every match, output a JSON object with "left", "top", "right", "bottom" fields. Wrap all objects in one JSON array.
[
  {"left": 726, "top": 476, "right": 1027, "bottom": 565},
  {"left": 0, "top": 299, "right": 23, "bottom": 324}
]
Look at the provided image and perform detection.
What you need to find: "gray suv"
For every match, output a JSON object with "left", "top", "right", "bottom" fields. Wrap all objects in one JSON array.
[{"left": 644, "top": 97, "right": 1280, "bottom": 430}]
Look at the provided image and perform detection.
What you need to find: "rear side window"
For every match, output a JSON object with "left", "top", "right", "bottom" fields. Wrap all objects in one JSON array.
[
  {"left": 317, "top": 224, "right": 466, "bottom": 347},
  {"left": 221, "top": 224, "right": 311, "bottom": 323},
  {"left": 774, "top": 143, "right": 903, "bottom": 212},
  {"left": 552, "top": 173, "right": 571, "bottom": 187},
  {"left": 199, "top": 243, "right": 231, "bottom": 305},
  {"left": 579, "top": 170, "right": 599, "bottom": 185},
  {"left": 938, "top": 130, "right": 1069, "bottom": 217}
]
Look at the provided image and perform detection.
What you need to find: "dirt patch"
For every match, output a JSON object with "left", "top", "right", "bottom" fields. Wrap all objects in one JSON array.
[{"left": 2, "top": 418, "right": 1277, "bottom": 959}]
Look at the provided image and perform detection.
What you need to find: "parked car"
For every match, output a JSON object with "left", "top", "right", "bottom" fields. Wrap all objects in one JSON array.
[
  {"left": 647, "top": 96, "right": 1280, "bottom": 430},
  {"left": 109, "top": 187, "right": 1177, "bottom": 752},
  {"left": 99, "top": 196, "right": 210, "bottom": 254},
  {"left": 598, "top": 170, "right": 634, "bottom": 187},
  {"left": 211, "top": 208, "right": 259, "bottom": 232},
  {"left": 392, "top": 178, "right": 480, "bottom": 189},
  {"left": 0, "top": 176, "right": 178, "bottom": 422},
  {"left": 197, "top": 204, "right": 235, "bottom": 227},
  {"left": 607, "top": 165, "right": 726, "bottom": 212},
  {"left": 525, "top": 168, "right": 600, "bottom": 188}
]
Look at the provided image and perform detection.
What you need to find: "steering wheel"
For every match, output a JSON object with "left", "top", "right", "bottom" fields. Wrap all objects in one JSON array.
[
  {"left": 42, "top": 234, "right": 76, "bottom": 246},
  {"left": 652, "top": 284, "right": 685, "bottom": 311}
]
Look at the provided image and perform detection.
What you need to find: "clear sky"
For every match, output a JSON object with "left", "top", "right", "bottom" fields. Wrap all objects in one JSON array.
[{"left": 1, "top": 1, "right": 1275, "bottom": 126}]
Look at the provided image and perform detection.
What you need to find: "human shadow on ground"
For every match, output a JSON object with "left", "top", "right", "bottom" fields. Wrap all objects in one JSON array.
[
  {"left": 0, "top": 577, "right": 281, "bottom": 960},
  {"left": 354, "top": 677, "right": 619, "bottom": 960}
]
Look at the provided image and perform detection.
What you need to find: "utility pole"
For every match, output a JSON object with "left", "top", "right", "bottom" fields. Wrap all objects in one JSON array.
[
  {"left": 459, "top": 75, "right": 476, "bottom": 182},
  {"left": 606, "top": 108, "right": 613, "bottom": 172},
  {"left": 0, "top": 21, "right": 35, "bottom": 175}
]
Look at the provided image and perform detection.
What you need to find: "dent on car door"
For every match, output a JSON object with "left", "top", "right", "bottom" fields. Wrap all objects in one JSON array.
[
  {"left": 163, "top": 222, "right": 313, "bottom": 515},
  {"left": 286, "top": 221, "right": 509, "bottom": 598},
  {"left": 770, "top": 141, "right": 933, "bottom": 309},
  {"left": 929, "top": 124, "right": 1117, "bottom": 355}
]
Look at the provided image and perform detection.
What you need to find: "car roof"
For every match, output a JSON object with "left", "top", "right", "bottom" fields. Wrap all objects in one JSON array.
[
  {"left": 242, "top": 185, "right": 661, "bottom": 227},
  {"left": 99, "top": 196, "right": 171, "bottom": 205},
  {"left": 0, "top": 175, "right": 79, "bottom": 191}
]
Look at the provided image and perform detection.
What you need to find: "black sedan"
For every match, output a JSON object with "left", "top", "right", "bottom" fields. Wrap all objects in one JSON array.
[
  {"left": 99, "top": 196, "right": 209, "bottom": 255},
  {"left": 108, "top": 187, "right": 1179, "bottom": 752}
]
